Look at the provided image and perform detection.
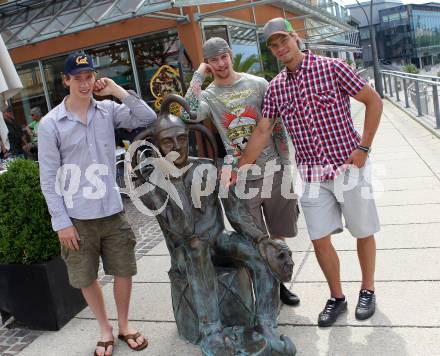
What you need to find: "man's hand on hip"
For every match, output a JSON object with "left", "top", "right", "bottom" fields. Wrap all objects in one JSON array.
[
  {"left": 58, "top": 226, "right": 81, "bottom": 251},
  {"left": 345, "top": 148, "right": 368, "bottom": 168},
  {"left": 219, "top": 166, "right": 238, "bottom": 187}
]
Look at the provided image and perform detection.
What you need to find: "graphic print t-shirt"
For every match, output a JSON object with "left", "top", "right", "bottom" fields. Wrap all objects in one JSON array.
[{"left": 197, "top": 73, "right": 280, "bottom": 179}]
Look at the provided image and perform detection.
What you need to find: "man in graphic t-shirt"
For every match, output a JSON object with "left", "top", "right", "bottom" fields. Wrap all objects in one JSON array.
[{"left": 183, "top": 37, "right": 300, "bottom": 306}]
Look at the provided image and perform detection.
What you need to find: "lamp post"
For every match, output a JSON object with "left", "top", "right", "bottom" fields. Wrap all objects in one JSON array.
[{"left": 356, "top": 0, "right": 384, "bottom": 98}]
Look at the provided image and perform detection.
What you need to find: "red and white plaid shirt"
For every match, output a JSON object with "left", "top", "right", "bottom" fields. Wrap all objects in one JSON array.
[{"left": 262, "top": 50, "right": 366, "bottom": 183}]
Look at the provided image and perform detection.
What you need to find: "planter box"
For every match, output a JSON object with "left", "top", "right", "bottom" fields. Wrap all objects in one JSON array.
[{"left": 0, "top": 256, "right": 86, "bottom": 330}]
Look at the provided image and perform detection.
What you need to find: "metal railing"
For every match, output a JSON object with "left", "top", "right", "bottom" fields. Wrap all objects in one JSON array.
[{"left": 381, "top": 70, "right": 440, "bottom": 128}]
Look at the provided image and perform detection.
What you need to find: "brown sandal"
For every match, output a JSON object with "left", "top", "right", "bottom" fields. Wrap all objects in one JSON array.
[
  {"left": 118, "top": 332, "right": 149, "bottom": 351},
  {"left": 93, "top": 340, "right": 114, "bottom": 356}
]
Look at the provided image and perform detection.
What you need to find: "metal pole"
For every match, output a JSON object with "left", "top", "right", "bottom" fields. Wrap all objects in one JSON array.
[
  {"left": 383, "top": 73, "right": 388, "bottom": 94},
  {"left": 389, "top": 74, "right": 393, "bottom": 97},
  {"left": 355, "top": 0, "right": 384, "bottom": 98},
  {"left": 127, "top": 39, "right": 142, "bottom": 97},
  {"left": 415, "top": 80, "right": 423, "bottom": 117},
  {"left": 432, "top": 85, "right": 440, "bottom": 128},
  {"left": 394, "top": 76, "right": 400, "bottom": 102},
  {"left": 403, "top": 78, "right": 410, "bottom": 108},
  {"left": 38, "top": 60, "right": 52, "bottom": 111}
]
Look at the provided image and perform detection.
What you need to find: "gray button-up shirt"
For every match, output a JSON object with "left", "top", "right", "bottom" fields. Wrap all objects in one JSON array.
[{"left": 38, "top": 92, "right": 156, "bottom": 231}]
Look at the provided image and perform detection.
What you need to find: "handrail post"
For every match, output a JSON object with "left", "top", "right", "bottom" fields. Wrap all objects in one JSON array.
[
  {"left": 389, "top": 74, "right": 393, "bottom": 97},
  {"left": 383, "top": 73, "right": 388, "bottom": 94},
  {"left": 394, "top": 76, "right": 400, "bottom": 102},
  {"left": 415, "top": 80, "right": 423, "bottom": 117},
  {"left": 403, "top": 78, "right": 410, "bottom": 108},
  {"left": 432, "top": 85, "right": 440, "bottom": 129}
]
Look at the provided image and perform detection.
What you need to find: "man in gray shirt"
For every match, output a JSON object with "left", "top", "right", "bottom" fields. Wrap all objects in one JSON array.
[
  {"left": 38, "top": 52, "right": 156, "bottom": 356},
  {"left": 183, "top": 37, "right": 300, "bottom": 306}
]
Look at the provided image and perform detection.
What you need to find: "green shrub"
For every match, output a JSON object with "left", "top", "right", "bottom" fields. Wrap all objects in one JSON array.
[
  {"left": 402, "top": 64, "right": 419, "bottom": 74},
  {"left": 0, "top": 159, "right": 58, "bottom": 264}
]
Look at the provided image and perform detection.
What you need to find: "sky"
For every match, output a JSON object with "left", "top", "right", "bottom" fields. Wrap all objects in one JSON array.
[{"left": 342, "top": 0, "right": 439, "bottom": 4}]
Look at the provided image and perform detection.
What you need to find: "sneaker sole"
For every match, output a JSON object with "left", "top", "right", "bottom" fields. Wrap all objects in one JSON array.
[
  {"left": 355, "top": 307, "right": 376, "bottom": 320},
  {"left": 317, "top": 302, "right": 348, "bottom": 327}
]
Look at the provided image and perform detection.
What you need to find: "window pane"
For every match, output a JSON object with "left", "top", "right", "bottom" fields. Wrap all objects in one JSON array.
[
  {"left": 132, "top": 30, "right": 188, "bottom": 107},
  {"left": 204, "top": 25, "right": 228, "bottom": 42},
  {"left": 229, "top": 26, "right": 261, "bottom": 74},
  {"left": 88, "top": 41, "right": 136, "bottom": 92},
  {"left": 10, "top": 62, "right": 48, "bottom": 126},
  {"left": 43, "top": 56, "right": 68, "bottom": 108},
  {"left": 258, "top": 33, "right": 279, "bottom": 80}
]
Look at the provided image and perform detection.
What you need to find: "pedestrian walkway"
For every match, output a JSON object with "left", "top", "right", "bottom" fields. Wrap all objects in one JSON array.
[{"left": 5, "top": 99, "right": 440, "bottom": 355}]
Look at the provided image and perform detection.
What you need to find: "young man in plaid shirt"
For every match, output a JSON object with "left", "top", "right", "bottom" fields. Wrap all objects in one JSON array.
[{"left": 231, "top": 18, "right": 383, "bottom": 327}]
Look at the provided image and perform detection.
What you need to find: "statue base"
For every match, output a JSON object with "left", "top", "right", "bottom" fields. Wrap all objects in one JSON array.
[
  {"left": 169, "top": 266, "right": 255, "bottom": 344},
  {"left": 200, "top": 326, "right": 270, "bottom": 356}
]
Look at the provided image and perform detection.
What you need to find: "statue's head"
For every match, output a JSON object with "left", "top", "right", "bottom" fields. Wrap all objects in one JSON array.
[
  {"left": 260, "top": 239, "right": 294, "bottom": 282},
  {"left": 154, "top": 114, "right": 189, "bottom": 169},
  {"left": 134, "top": 94, "right": 217, "bottom": 171}
]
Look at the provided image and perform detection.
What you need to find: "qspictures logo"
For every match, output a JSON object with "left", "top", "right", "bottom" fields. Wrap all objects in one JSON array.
[{"left": 53, "top": 141, "right": 386, "bottom": 217}]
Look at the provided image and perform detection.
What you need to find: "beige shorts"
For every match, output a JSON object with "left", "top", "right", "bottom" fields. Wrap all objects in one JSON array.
[
  {"left": 61, "top": 211, "right": 137, "bottom": 289},
  {"left": 300, "top": 162, "right": 380, "bottom": 241},
  {"left": 241, "top": 168, "right": 299, "bottom": 238}
]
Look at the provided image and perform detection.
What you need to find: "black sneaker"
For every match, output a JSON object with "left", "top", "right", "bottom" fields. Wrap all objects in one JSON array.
[
  {"left": 355, "top": 289, "right": 376, "bottom": 320},
  {"left": 318, "top": 298, "right": 347, "bottom": 327},
  {"left": 280, "top": 284, "right": 300, "bottom": 306}
]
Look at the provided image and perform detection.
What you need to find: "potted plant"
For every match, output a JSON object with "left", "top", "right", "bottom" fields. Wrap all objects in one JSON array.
[{"left": 0, "top": 159, "right": 86, "bottom": 330}]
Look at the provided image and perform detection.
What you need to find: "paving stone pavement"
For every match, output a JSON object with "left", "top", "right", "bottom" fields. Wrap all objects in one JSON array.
[
  {"left": 3, "top": 98, "right": 440, "bottom": 355},
  {"left": 0, "top": 198, "right": 163, "bottom": 356}
]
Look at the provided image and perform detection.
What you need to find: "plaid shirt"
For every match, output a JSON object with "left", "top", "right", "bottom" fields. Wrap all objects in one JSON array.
[{"left": 262, "top": 51, "right": 366, "bottom": 183}]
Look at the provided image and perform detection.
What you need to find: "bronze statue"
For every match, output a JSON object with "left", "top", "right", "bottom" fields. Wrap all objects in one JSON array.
[{"left": 129, "top": 95, "right": 297, "bottom": 356}]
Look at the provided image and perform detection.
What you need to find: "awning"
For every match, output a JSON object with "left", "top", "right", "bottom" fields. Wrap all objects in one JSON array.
[
  {"left": 0, "top": 0, "right": 360, "bottom": 50},
  {"left": 0, "top": 33, "right": 22, "bottom": 150},
  {"left": 193, "top": 0, "right": 359, "bottom": 49},
  {"left": 0, "top": 0, "right": 183, "bottom": 49},
  {"left": 0, "top": 34, "right": 22, "bottom": 108}
]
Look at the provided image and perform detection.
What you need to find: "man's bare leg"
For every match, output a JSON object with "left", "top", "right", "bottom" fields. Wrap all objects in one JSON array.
[
  {"left": 114, "top": 276, "right": 145, "bottom": 348},
  {"left": 312, "top": 235, "right": 343, "bottom": 298},
  {"left": 81, "top": 280, "right": 113, "bottom": 356},
  {"left": 357, "top": 235, "right": 376, "bottom": 291}
]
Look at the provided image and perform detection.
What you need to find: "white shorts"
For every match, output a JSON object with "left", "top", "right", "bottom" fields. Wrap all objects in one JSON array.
[{"left": 299, "top": 162, "right": 380, "bottom": 241}]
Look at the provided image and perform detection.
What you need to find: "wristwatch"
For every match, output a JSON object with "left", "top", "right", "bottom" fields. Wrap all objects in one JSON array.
[{"left": 357, "top": 145, "right": 371, "bottom": 154}]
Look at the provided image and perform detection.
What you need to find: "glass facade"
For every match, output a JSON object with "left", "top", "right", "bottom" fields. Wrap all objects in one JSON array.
[
  {"left": 380, "top": 4, "right": 440, "bottom": 66},
  {"left": 380, "top": 8, "right": 414, "bottom": 63},
  {"left": 257, "top": 33, "right": 280, "bottom": 80},
  {"left": 413, "top": 10, "right": 440, "bottom": 50},
  {"left": 43, "top": 56, "right": 68, "bottom": 108},
  {"left": 132, "top": 30, "right": 189, "bottom": 106},
  {"left": 229, "top": 26, "right": 261, "bottom": 74},
  {"left": 204, "top": 25, "right": 228, "bottom": 42},
  {"left": 89, "top": 41, "right": 136, "bottom": 91},
  {"left": 203, "top": 24, "right": 262, "bottom": 75},
  {"left": 10, "top": 62, "right": 48, "bottom": 125}
]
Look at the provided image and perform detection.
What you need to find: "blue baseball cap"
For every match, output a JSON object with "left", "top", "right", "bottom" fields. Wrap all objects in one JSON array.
[{"left": 63, "top": 52, "right": 95, "bottom": 75}]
